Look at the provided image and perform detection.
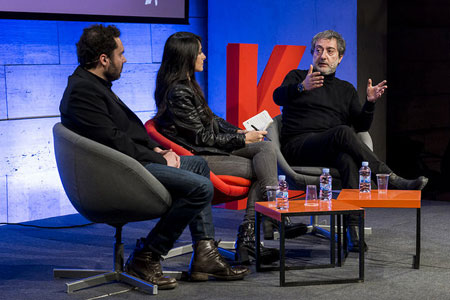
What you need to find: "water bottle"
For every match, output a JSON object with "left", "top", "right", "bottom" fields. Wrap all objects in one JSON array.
[
  {"left": 319, "top": 168, "right": 332, "bottom": 201},
  {"left": 276, "top": 175, "right": 289, "bottom": 210},
  {"left": 359, "top": 161, "right": 371, "bottom": 193}
]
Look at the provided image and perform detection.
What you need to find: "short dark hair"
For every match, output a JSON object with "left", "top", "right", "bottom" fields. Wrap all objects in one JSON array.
[
  {"left": 311, "top": 30, "right": 346, "bottom": 57},
  {"left": 76, "top": 24, "right": 121, "bottom": 69}
]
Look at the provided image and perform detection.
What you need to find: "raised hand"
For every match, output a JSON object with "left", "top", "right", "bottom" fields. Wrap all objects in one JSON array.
[
  {"left": 302, "top": 64, "right": 324, "bottom": 91},
  {"left": 366, "top": 78, "right": 387, "bottom": 103}
]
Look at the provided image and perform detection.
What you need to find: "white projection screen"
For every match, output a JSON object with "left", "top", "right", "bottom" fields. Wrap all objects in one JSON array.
[{"left": 0, "top": 0, "right": 189, "bottom": 24}]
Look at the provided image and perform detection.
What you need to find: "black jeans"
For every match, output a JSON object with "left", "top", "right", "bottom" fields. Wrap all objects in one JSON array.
[
  {"left": 283, "top": 125, "right": 392, "bottom": 189},
  {"left": 144, "top": 156, "right": 214, "bottom": 255},
  {"left": 283, "top": 125, "right": 392, "bottom": 226}
]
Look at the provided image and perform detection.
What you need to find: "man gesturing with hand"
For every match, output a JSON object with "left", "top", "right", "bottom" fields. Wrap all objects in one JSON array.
[{"left": 273, "top": 29, "right": 428, "bottom": 252}]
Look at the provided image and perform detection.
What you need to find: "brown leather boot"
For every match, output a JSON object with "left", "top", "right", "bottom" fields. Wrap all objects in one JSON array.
[
  {"left": 124, "top": 238, "right": 177, "bottom": 290},
  {"left": 189, "top": 240, "right": 250, "bottom": 281}
]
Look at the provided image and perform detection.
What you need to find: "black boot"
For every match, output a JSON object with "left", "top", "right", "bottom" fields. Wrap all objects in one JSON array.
[
  {"left": 347, "top": 226, "right": 368, "bottom": 253},
  {"left": 189, "top": 240, "right": 250, "bottom": 281},
  {"left": 263, "top": 217, "right": 308, "bottom": 240},
  {"left": 235, "top": 221, "right": 279, "bottom": 265},
  {"left": 124, "top": 238, "right": 177, "bottom": 290},
  {"left": 389, "top": 173, "right": 428, "bottom": 190}
]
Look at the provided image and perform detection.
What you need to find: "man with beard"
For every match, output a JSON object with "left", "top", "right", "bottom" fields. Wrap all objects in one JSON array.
[
  {"left": 273, "top": 30, "right": 428, "bottom": 251},
  {"left": 59, "top": 24, "right": 249, "bottom": 290}
]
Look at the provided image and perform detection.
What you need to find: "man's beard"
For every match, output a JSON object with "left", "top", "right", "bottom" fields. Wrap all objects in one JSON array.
[
  {"left": 316, "top": 62, "right": 338, "bottom": 75},
  {"left": 105, "top": 62, "right": 122, "bottom": 81}
]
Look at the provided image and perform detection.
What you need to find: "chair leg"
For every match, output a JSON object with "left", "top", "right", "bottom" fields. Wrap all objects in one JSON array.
[
  {"left": 64, "top": 271, "right": 118, "bottom": 294},
  {"left": 54, "top": 269, "right": 158, "bottom": 294},
  {"left": 54, "top": 225, "right": 157, "bottom": 295}
]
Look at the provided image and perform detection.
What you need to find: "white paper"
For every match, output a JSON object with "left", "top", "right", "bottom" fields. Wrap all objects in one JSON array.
[{"left": 242, "top": 110, "right": 273, "bottom": 131}]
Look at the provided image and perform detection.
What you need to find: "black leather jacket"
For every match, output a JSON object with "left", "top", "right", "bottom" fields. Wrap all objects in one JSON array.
[{"left": 156, "top": 83, "right": 246, "bottom": 155}]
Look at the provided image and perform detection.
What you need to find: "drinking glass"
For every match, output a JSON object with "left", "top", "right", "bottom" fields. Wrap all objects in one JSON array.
[
  {"left": 304, "top": 185, "right": 319, "bottom": 206},
  {"left": 265, "top": 185, "right": 278, "bottom": 207}
]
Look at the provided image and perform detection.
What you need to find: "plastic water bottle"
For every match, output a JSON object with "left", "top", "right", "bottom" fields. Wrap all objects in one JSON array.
[
  {"left": 276, "top": 175, "right": 289, "bottom": 210},
  {"left": 319, "top": 168, "right": 332, "bottom": 201},
  {"left": 359, "top": 161, "right": 371, "bottom": 193}
]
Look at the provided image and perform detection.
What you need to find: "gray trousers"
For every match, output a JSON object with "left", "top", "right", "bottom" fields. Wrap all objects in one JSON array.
[{"left": 201, "top": 141, "right": 278, "bottom": 223}]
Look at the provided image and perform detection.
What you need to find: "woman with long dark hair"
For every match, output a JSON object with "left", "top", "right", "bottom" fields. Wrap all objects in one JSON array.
[{"left": 154, "top": 32, "right": 280, "bottom": 265}]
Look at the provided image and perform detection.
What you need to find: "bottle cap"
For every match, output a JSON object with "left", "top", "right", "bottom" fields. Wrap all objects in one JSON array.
[
  {"left": 362, "top": 161, "right": 369, "bottom": 167},
  {"left": 278, "top": 175, "right": 286, "bottom": 180},
  {"left": 323, "top": 168, "right": 330, "bottom": 173}
]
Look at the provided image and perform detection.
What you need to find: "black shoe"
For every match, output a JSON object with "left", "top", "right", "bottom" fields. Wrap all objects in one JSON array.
[
  {"left": 389, "top": 173, "right": 428, "bottom": 190},
  {"left": 263, "top": 217, "right": 308, "bottom": 240},
  {"left": 235, "top": 221, "right": 279, "bottom": 265},
  {"left": 347, "top": 226, "right": 368, "bottom": 253},
  {"left": 124, "top": 238, "right": 177, "bottom": 290},
  {"left": 189, "top": 240, "right": 250, "bottom": 281}
]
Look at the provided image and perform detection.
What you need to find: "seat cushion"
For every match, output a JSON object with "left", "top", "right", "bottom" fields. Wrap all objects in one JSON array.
[{"left": 291, "top": 166, "right": 341, "bottom": 178}]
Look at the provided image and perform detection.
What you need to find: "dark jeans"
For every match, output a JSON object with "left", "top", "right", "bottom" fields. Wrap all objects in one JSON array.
[
  {"left": 283, "top": 125, "right": 392, "bottom": 190},
  {"left": 144, "top": 156, "right": 214, "bottom": 255},
  {"left": 201, "top": 141, "right": 278, "bottom": 223},
  {"left": 283, "top": 125, "right": 392, "bottom": 226}
]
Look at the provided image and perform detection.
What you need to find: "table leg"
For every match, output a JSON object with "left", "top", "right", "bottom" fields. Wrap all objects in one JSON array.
[
  {"left": 343, "top": 216, "right": 348, "bottom": 257},
  {"left": 359, "top": 211, "right": 365, "bottom": 281},
  {"left": 330, "top": 214, "right": 335, "bottom": 266},
  {"left": 280, "top": 216, "right": 286, "bottom": 286},
  {"left": 255, "top": 212, "right": 261, "bottom": 272},
  {"left": 337, "top": 214, "right": 342, "bottom": 267},
  {"left": 414, "top": 208, "right": 421, "bottom": 269}
]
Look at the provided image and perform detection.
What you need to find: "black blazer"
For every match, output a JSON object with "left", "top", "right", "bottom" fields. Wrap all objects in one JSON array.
[{"left": 60, "top": 66, "right": 166, "bottom": 166}]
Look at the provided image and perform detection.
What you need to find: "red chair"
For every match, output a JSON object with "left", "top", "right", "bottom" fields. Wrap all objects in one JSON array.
[{"left": 145, "top": 119, "right": 250, "bottom": 210}]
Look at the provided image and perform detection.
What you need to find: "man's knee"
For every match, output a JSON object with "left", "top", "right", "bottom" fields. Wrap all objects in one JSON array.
[
  {"left": 195, "top": 176, "right": 214, "bottom": 203},
  {"left": 333, "top": 125, "right": 358, "bottom": 143},
  {"left": 184, "top": 155, "right": 211, "bottom": 177}
]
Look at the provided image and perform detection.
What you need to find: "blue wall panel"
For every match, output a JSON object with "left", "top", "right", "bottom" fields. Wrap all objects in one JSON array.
[
  {"left": 59, "top": 22, "right": 153, "bottom": 65},
  {"left": 113, "top": 63, "right": 159, "bottom": 113},
  {"left": 58, "top": 21, "right": 99, "bottom": 65},
  {"left": 190, "top": 0, "right": 207, "bottom": 18},
  {"left": 0, "top": 0, "right": 208, "bottom": 223},
  {"left": 151, "top": 18, "right": 207, "bottom": 63},
  {"left": 207, "top": 0, "right": 357, "bottom": 118},
  {"left": 0, "top": 67, "right": 6, "bottom": 119},
  {"left": 0, "top": 176, "right": 6, "bottom": 223},
  {"left": 0, "top": 117, "right": 76, "bottom": 223},
  {"left": 0, "top": 20, "right": 59, "bottom": 65},
  {"left": 6, "top": 65, "right": 76, "bottom": 118}
]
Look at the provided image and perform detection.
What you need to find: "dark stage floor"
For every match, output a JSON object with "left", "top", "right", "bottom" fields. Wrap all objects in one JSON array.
[{"left": 1, "top": 200, "right": 450, "bottom": 300}]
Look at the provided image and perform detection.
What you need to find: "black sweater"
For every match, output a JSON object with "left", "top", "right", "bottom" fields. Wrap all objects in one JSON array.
[{"left": 273, "top": 69, "right": 375, "bottom": 144}]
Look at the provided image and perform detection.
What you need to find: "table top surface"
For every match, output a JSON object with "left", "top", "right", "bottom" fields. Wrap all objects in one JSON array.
[
  {"left": 255, "top": 200, "right": 363, "bottom": 221},
  {"left": 336, "top": 189, "right": 421, "bottom": 208}
]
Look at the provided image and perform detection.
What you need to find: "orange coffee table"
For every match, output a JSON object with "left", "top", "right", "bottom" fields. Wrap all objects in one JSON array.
[
  {"left": 336, "top": 189, "right": 421, "bottom": 269},
  {"left": 255, "top": 199, "right": 365, "bottom": 286}
]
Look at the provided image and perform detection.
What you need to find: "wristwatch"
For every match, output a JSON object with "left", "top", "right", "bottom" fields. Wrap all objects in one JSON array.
[{"left": 297, "top": 82, "right": 305, "bottom": 93}]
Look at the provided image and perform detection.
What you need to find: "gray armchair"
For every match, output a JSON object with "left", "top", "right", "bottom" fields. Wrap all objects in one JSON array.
[
  {"left": 52, "top": 123, "right": 172, "bottom": 294},
  {"left": 267, "top": 115, "right": 373, "bottom": 190},
  {"left": 266, "top": 115, "right": 374, "bottom": 238}
]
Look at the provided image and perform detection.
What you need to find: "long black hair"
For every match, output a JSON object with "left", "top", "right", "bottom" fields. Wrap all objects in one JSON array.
[{"left": 154, "top": 31, "right": 212, "bottom": 120}]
